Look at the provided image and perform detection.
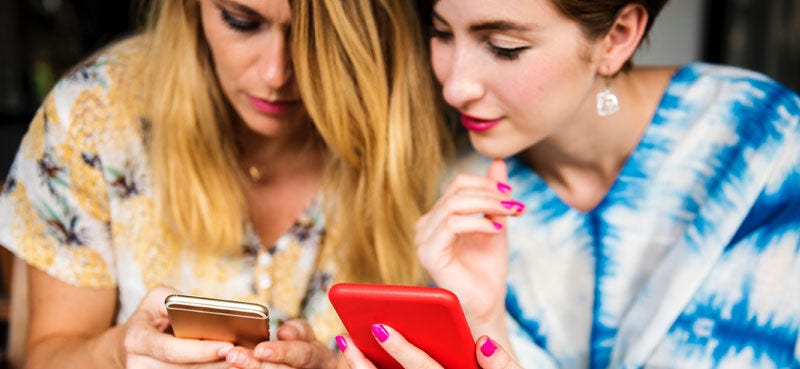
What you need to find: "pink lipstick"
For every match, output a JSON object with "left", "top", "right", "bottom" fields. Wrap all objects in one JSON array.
[
  {"left": 461, "top": 113, "right": 501, "bottom": 132},
  {"left": 248, "top": 95, "right": 299, "bottom": 115}
]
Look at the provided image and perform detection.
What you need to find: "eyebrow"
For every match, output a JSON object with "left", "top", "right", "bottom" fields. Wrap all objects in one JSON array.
[{"left": 432, "top": 11, "right": 540, "bottom": 33}]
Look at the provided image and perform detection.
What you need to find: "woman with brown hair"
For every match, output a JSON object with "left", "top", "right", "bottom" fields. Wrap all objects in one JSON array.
[{"left": 339, "top": 0, "right": 800, "bottom": 368}]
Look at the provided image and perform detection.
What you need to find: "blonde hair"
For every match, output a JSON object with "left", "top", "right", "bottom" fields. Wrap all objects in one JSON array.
[
  {"left": 292, "top": 0, "right": 449, "bottom": 284},
  {"left": 137, "top": 0, "right": 447, "bottom": 284},
  {"left": 142, "top": 0, "right": 246, "bottom": 254}
]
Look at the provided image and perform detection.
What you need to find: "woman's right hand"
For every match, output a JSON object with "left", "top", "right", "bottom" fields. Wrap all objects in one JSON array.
[
  {"left": 415, "top": 159, "right": 524, "bottom": 335},
  {"left": 119, "top": 286, "right": 234, "bottom": 368},
  {"left": 336, "top": 326, "right": 524, "bottom": 369}
]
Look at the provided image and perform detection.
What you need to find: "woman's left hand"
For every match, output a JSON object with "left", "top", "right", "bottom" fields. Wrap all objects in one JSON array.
[
  {"left": 225, "top": 319, "right": 338, "bottom": 369},
  {"left": 337, "top": 324, "right": 523, "bottom": 369}
]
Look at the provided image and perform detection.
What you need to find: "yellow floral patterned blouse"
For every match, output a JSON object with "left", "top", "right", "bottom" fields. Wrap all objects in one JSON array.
[{"left": 0, "top": 38, "right": 343, "bottom": 344}]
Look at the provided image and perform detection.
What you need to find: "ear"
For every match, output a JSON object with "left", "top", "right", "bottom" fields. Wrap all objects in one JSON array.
[{"left": 597, "top": 3, "right": 649, "bottom": 76}]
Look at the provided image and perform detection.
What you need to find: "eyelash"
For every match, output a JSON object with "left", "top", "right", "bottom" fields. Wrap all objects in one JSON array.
[
  {"left": 488, "top": 45, "right": 529, "bottom": 61},
  {"left": 220, "top": 9, "right": 260, "bottom": 32},
  {"left": 429, "top": 27, "right": 529, "bottom": 61}
]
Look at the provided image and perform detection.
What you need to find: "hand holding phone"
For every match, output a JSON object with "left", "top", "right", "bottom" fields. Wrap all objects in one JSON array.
[
  {"left": 165, "top": 294, "right": 269, "bottom": 349},
  {"left": 329, "top": 283, "right": 479, "bottom": 369}
]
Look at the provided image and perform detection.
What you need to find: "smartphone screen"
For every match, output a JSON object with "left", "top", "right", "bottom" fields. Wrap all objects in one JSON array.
[
  {"left": 165, "top": 294, "right": 270, "bottom": 348},
  {"left": 329, "top": 283, "right": 479, "bottom": 369}
]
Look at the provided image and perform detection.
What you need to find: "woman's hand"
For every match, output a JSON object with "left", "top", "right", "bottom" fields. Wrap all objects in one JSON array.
[
  {"left": 415, "top": 159, "right": 523, "bottom": 335},
  {"left": 25, "top": 266, "right": 231, "bottom": 369},
  {"left": 120, "top": 286, "right": 234, "bottom": 368},
  {"left": 224, "top": 319, "right": 338, "bottom": 369},
  {"left": 337, "top": 325, "right": 523, "bottom": 369}
]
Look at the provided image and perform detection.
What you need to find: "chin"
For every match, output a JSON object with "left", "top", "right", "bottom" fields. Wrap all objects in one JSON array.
[{"left": 469, "top": 137, "right": 521, "bottom": 160}]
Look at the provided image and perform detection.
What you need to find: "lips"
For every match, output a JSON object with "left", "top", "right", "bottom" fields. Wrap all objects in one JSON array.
[
  {"left": 460, "top": 113, "right": 501, "bottom": 132},
  {"left": 248, "top": 95, "right": 300, "bottom": 115}
]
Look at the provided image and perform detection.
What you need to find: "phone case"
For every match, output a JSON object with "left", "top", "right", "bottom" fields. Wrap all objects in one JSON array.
[
  {"left": 165, "top": 294, "right": 269, "bottom": 348},
  {"left": 328, "top": 283, "right": 479, "bottom": 369}
]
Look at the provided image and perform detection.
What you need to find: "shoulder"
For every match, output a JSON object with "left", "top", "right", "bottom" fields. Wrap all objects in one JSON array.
[
  {"left": 660, "top": 63, "right": 800, "bottom": 143},
  {"left": 669, "top": 62, "right": 799, "bottom": 115},
  {"left": 42, "top": 36, "right": 150, "bottom": 143}
]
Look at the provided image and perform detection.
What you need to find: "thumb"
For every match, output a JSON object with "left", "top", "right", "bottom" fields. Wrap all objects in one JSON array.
[
  {"left": 476, "top": 336, "right": 520, "bottom": 369},
  {"left": 487, "top": 159, "right": 508, "bottom": 186}
]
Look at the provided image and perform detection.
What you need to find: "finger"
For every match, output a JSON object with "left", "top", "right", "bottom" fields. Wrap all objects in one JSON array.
[
  {"left": 486, "top": 159, "right": 508, "bottom": 184},
  {"left": 475, "top": 336, "right": 521, "bottom": 369},
  {"left": 416, "top": 190, "right": 521, "bottom": 243},
  {"left": 252, "top": 340, "right": 334, "bottom": 369},
  {"left": 485, "top": 160, "right": 513, "bottom": 226},
  {"left": 276, "top": 319, "right": 315, "bottom": 341},
  {"left": 440, "top": 173, "right": 513, "bottom": 200},
  {"left": 125, "top": 326, "right": 233, "bottom": 364},
  {"left": 129, "top": 286, "right": 180, "bottom": 325},
  {"left": 417, "top": 214, "right": 503, "bottom": 267},
  {"left": 128, "top": 354, "right": 230, "bottom": 369},
  {"left": 370, "top": 324, "right": 442, "bottom": 369},
  {"left": 336, "top": 334, "right": 378, "bottom": 369}
]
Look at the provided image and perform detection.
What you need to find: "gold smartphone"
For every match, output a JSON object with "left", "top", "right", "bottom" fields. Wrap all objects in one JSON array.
[{"left": 164, "top": 294, "right": 270, "bottom": 348}]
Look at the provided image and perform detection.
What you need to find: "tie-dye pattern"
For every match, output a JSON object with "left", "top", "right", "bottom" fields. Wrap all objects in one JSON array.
[{"left": 463, "top": 63, "right": 800, "bottom": 369}]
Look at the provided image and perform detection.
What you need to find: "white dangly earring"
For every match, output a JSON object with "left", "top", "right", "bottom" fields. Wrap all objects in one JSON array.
[{"left": 596, "top": 70, "right": 619, "bottom": 117}]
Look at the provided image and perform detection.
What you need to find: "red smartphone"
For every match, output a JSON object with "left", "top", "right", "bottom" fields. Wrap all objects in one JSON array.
[{"left": 328, "top": 283, "right": 479, "bottom": 369}]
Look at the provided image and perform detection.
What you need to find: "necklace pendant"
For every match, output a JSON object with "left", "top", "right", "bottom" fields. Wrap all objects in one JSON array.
[{"left": 248, "top": 166, "right": 262, "bottom": 181}]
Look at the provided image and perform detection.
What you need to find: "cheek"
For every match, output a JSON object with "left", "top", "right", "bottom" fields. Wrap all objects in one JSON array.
[{"left": 429, "top": 41, "right": 451, "bottom": 84}]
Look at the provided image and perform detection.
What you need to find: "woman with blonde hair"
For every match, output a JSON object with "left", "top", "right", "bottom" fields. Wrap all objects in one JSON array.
[{"left": 0, "top": 0, "right": 446, "bottom": 367}]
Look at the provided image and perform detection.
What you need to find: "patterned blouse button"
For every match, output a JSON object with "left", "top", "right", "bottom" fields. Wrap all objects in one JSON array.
[
  {"left": 258, "top": 252, "right": 272, "bottom": 266},
  {"left": 259, "top": 275, "right": 272, "bottom": 289}
]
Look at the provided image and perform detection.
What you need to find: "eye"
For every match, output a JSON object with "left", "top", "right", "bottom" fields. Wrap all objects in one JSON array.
[
  {"left": 487, "top": 44, "right": 529, "bottom": 61},
  {"left": 220, "top": 8, "right": 260, "bottom": 32}
]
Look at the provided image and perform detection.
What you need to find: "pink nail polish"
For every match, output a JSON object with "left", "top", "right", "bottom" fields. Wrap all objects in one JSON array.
[
  {"left": 480, "top": 337, "right": 497, "bottom": 357},
  {"left": 336, "top": 335, "right": 347, "bottom": 352},
  {"left": 497, "top": 182, "right": 512, "bottom": 193},
  {"left": 492, "top": 221, "right": 503, "bottom": 230},
  {"left": 371, "top": 324, "right": 390, "bottom": 343},
  {"left": 500, "top": 200, "right": 525, "bottom": 212}
]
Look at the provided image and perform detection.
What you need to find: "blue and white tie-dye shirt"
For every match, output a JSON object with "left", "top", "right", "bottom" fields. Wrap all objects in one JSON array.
[{"left": 464, "top": 63, "right": 800, "bottom": 369}]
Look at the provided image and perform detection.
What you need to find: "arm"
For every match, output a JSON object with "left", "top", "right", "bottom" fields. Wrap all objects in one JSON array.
[
  {"left": 25, "top": 268, "right": 233, "bottom": 369},
  {"left": 25, "top": 264, "right": 123, "bottom": 369}
]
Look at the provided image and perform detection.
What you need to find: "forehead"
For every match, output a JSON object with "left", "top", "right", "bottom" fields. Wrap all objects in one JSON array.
[
  {"left": 433, "top": 0, "right": 561, "bottom": 26},
  {"left": 209, "top": 0, "right": 292, "bottom": 23}
]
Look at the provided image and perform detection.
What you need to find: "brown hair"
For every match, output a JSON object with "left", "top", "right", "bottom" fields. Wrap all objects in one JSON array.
[{"left": 550, "top": 0, "right": 669, "bottom": 71}]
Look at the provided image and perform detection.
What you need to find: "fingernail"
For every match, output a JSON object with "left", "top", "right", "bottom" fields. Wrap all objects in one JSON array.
[
  {"left": 254, "top": 347, "right": 273, "bottom": 359},
  {"left": 492, "top": 221, "right": 503, "bottom": 230},
  {"left": 500, "top": 200, "right": 525, "bottom": 212},
  {"left": 217, "top": 345, "right": 233, "bottom": 357},
  {"left": 371, "top": 324, "right": 390, "bottom": 343},
  {"left": 336, "top": 335, "right": 348, "bottom": 352},
  {"left": 497, "top": 182, "right": 512, "bottom": 194},
  {"left": 480, "top": 337, "right": 497, "bottom": 357},
  {"left": 228, "top": 349, "right": 247, "bottom": 366}
]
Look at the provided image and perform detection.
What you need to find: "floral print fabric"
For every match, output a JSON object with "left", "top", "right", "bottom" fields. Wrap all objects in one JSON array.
[{"left": 0, "top": 38, "right": 342, "bottom": 344}]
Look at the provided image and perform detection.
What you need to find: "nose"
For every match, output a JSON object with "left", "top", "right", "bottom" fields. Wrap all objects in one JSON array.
[
  {"left": 259, "top": 33, "right": 292, "bottom": 89},
  {"left": 439, "top": 49, "right": 485, "bottom": 109}
]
